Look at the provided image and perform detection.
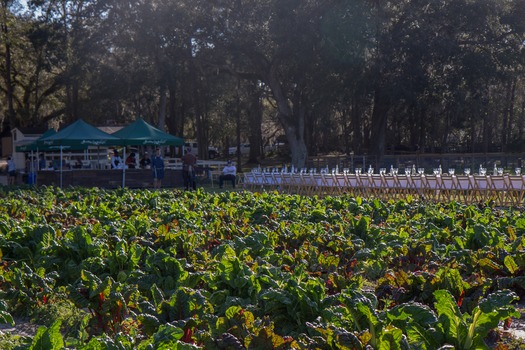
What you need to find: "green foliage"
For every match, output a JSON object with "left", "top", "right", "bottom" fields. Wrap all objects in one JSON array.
[
  {"left": 0, "top": 187, "right": 522, "bottom": 348},
  {"left": 29, "top": 320, "right": 64, "bottom": 350},
  {"left": 434, "top": 289, "right": 520, "bottom": 349}
]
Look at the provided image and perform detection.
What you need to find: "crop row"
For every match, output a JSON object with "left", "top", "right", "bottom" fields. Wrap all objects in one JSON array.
[{"left": 0, "top": 186, "right": 523, "bottom": 349}]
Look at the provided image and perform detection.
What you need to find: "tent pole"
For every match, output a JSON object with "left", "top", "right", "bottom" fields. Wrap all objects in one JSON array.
[
  {"left": 36, "top": 148, "right": 39, "bottom": 185},
  {"left": 122, "top": 148, "right": 126, "bottom": 188},
  {"left": 30, "top": 150, "right": 34, "bottom": 185},
  {"left": 60, "top": 146, "right": 63, "bottom": 188}
]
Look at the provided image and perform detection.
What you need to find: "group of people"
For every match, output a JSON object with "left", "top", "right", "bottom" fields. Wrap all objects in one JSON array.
[
  {"left": 110, "top": 147, "right": 238, "bottom": 190},
  {"left": 181, "top": 148, "right": 237, "bottom": 190},
  {"left": 111, "top": 149, "right": 164, "bottom": 189},
  {"left": 6, "top": 147, "right": 237, "bottom": 190}
]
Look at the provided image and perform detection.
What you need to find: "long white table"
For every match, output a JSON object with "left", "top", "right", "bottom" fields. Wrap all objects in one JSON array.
[{"left": 243, "top": 172, "right": 525, "bottom": 206}]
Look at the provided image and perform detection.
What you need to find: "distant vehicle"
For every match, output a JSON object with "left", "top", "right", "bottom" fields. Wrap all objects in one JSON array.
[
  {"left": 184, "top": 141, "right": 219, "bottom": 159},
  {"left": 264, "top": 142, "right": 287, "bottom": 153},
  {"left": 228, "top": 143, "right": 250, "bottom": 156}
]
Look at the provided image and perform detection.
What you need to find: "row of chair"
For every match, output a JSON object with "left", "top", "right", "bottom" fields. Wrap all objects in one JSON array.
[{"left": 242, "top": 172, "right": 525, "bottom": 206}]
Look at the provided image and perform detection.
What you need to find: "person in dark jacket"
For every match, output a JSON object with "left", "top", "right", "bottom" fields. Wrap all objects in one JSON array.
[
  {"left": 181, "top": 148, "right": 197, "bottom": 190},
  {"left": 151, "top": 148, "right": 165, "bottom": 189}
]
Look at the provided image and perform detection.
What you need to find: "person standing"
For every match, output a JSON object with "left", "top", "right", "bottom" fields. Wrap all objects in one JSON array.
[
  {"left": 125, "top": 152, "right": 137, "bottom": 169},
  {"left": 140, "top": 152, "right": 151, "bottom": 168},
  {"left": 219, "top": 160, "right": 237, "bottom": 188},
  {"left": 39, "top": 154, "right": 47, "bottom": 170},
  {"left": 151, "top": 148, "right": 165, "bottom": 189},
  {"left": 181, "top": 148, "right": 197, "bottom": 190},
  {"left": 7, "top": 156, "right": 16, "bottom": 185},
  {"left": 111, "top": 150, "right": 123, "bottom": 169}
]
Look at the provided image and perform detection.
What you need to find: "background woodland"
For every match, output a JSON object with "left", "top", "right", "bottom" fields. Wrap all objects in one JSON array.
[{"left": 1, "top": 0, "right": 525, "bottom": 167}]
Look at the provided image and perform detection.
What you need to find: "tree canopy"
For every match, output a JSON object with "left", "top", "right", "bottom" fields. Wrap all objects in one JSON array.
[{"left": 1, "top": 0, "right": 525, "bottom": 166}]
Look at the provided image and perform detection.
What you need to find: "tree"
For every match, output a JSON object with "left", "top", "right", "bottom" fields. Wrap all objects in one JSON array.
[
  {"left": 208, "top": 0, "right": 347, "bottom": 168},
  {"left": 0, "top": 0, "right": 19, "bottom": 133}
]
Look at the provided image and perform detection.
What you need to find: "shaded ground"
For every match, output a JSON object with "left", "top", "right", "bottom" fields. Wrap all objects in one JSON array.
[{"left": 0, "top": 317, "right": 40, "bottom": 337}]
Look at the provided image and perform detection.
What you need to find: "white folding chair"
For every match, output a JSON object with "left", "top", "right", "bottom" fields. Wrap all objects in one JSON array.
[
  {"left": 408, "top": 175, "right": 425, "bottom": 200},
  {"left": 454, "top": 175, "right": 472, "bottom": 204},
  {"left": 345, "top": 174, "right": 360, "bottom": 197},
  {"left": 488, "top": 175, "right": 507, "bottom": 206},
  {"left": 322, "top": 173, "right": 339, "bottom": 196},
  {"left": 310, "top": 173, "right": 326, "bottom": 196},
  {"left": 253, "top": 172, "right": 268, "bottom": 191},
  {"left": 243, "top": 172, "right": 256, "bottom": 190},
  {"left": 297, "top": 173, "right": 315, "bottom": 196},
  {"left": 438, "top": 175, "right": 455, "bottom": 202},
  {"left": 332, "top": 173, "right": 347, "bottom": 195},
  {"left": 471, "top": 175, "right": 490, "bottom": 204},
  {"left": 361, "top": 174, "right": 381, "bottom": 198},
  {"left": 269, "top": 172, "right": 283, "bottom": 192},
  {"left": 395, "top": 175, "right": 411, "bottom": 199},
  {"left": 506, "top": 175, "right": 525, "bottom": 206},
  {"left": 279, "top": 172, "right": 294, "bottom": 193},
  {"left": 356, "top": 174, "right": 372, "bottom": 198},
  {"left": 379, "top": 175, "right": 396, "bottom": 201},
  {"left": 290, "top": 172, "right": 302, "bottom": 194},
  {"left": 422, "top": 175, "right": 440, "bottom": 202}
]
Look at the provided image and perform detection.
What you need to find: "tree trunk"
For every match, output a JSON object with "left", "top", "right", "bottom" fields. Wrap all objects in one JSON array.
[
  {"left": 158, "top": 83, "right": 167, "bottom": 131},
  {"left": 264, "top": 65, "right": 308, "bottom": 168},
  {"left": 167, "top": 81, "right": 183, "bottom": 137},
  {"left": 351, "top": 95, "right": 362, "bottom": 154},
  {"left": 369, "top": 88, "right": 391, "bottom": 161},
  {"left": 287, "top": 105, "right": 308, "bottom": 168},
  {"left": 247, "top": 83, "right": 262, "bottom": 163},
  {"left": 501, "top": 79, "right": 516, "bottom": 153},
  {"left": 235, "top": 78, "right": 242, "bottom": 165}
]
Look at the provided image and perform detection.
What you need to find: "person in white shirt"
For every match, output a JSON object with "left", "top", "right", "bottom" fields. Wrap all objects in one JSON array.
[
  {"left": 219, "top": 160, "right": 237, "bottom": 188},
  {"left": 111, "top": 150, "right": 123, "bottom": 169}
]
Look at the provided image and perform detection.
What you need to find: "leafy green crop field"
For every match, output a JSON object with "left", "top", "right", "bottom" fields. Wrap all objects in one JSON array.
[{"left": 0, "top": 186, "right": 524, "bottom": 349}]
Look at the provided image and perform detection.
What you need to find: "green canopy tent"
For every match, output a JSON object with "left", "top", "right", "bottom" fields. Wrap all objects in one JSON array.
[
  {"left": 40, "top": 119, "right": 122, "bottom": 148},
  {"left": 15, "top": 129, "right": 62, "bottom": 184},
  {"left": 112, "top": 118, "right": 184, "bottom": 187},
  {"left": 111, "top": 118, "right": 184, "bottom": 146},
  {"left": 39, "top": 119, "right": 123, "bottom": 187}
]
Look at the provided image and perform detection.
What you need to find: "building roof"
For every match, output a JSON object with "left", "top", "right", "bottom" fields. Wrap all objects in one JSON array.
[{"left": 12, "top": 127, "right": 48, "bottom": 136}]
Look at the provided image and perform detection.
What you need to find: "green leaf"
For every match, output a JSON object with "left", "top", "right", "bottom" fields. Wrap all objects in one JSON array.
[
  {"left": 504, "top": 255, "right": 519, "bottom": 275},
  {"left": 151, "top": 283, "right": 165, "bottom": 308},
  {"left": 152, "top": 324, "right": 185, "bottom": 344},
  {"left": 29, "top": 320, "right": 64, "bottom": 350},
  {"left": 478, "top": 258, "right": 503, "bottom": 275},
  {"left": 225, "top": 305, "right": 243, "bottom": 319},
  {"left": 387, "top": 302, "right": 442, "bottom": 348},
  {"left": 379, "top": 326, "right": 403, "bottom": 350},
  {"left": 437, "top": 268, "right": 465, "bottom": 297},
  {"left": 514, "top": 218, "right": 525, "bottom": 230},
  {"left": 433, "top": 290, "right": 465, "bottom": 345},
  {"left": 0, "top": 310, "right": 14, "bottom": 326},
  {"left": 138, "top": 314, "right": 161, "bottom": 336},
  {"left": 334, "top": 329, "right": 363, "bottom": 350},
  {"left": 478, "top": 290, "right": 520, "bottom": 315},
  {"left": 388, "top": 303, "right": 437, "bottom": 325},
  {"left": 81, "top": 269, "right": 102, "bottom": 288}
]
